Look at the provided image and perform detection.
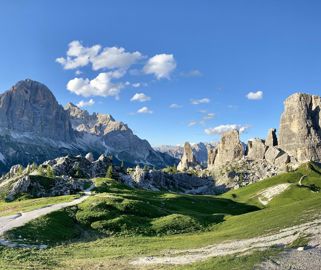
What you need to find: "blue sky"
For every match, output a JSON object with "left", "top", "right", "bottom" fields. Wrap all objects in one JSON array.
[{"left": 0, "top": 0, "right": 321, "bottom": 146}]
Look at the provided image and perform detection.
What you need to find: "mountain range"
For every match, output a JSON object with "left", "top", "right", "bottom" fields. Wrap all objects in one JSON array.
[{"left": 0, "top": 79, "right": 177, "bottom": 173}]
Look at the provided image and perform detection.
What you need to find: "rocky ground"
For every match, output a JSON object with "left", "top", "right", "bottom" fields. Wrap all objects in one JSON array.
[{"left": 131, "top": 216, "right": 321, "bottom": 268}]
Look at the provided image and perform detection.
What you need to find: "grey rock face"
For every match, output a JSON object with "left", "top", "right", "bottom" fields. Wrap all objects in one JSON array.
[
  {"left": 123, "top": 166, "right": 216, "bottom": 194},
  {"left": 213, "top": 158, "right": 279, "bottom": 190},
  {"left": 177, "top": 142, "right": 198, "bottom": 171},
  {"left": 0, "top": 79, "right": 74, "bottom": 142},
  {"left": 65, "top": 102, "right": 170, "bottom": 168},
  {"left": 213, "top": 129, "right": 244, "bottom": 168},
  {"left": 155, "top": 142, "right": 216, "bottom": 165},
  {"left": 85, "top": 152, "right": 94, "bottom": 162},
  {"left": 207, "top": 146, "right": 218, "bottom": 169},
  {"left": 279, "top": 93, "right": 321, "bottom": 162},
  {"left": 44, "top": 154, "right": 112, "bottom": 178},
  {"left": 266, "top": 128, "right": 278, "bottom": 146},
  {"left": 247, "top": 139, "right": 267, "bottom": 160}
]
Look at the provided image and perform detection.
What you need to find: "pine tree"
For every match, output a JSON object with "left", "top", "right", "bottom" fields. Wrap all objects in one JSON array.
[
  {"left": 106, "top": 165, "right": 113, "bottom": 179},
  {"left": 46, "top": 165, "right": 54, "bottom": 178}
]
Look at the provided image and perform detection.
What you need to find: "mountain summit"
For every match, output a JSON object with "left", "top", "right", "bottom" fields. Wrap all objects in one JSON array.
[{"left": 0, "top": 79, "right": 175, "bottom": 172}]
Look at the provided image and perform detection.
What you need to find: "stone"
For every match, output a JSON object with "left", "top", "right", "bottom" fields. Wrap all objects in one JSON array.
[
  {"left": 247, "top": 139, "right": 267, "bottom": 160},
  {"left": 177, "top": 142, "right": 198, "bottom": 171},
  {"left": 278, "top": 93, "right": 321, "bottom": 162},
  {"left": 85, "top": 152, "right": 94, "bottom": 162},
  {"left": 274, "top": 152, "right": 290, "bottom": 168},
  {"left": 207, "top": 146, "right": 218, "bottom": 170},
  {"left": 0, "top": 79, "right": 74, "bottom": 142},
  {"left": 266, "top": 128, "right": 278, "bottom": 146},
  {"left": 213, "top": 129, "right": 244, "bottom": 168},
  {"left": 265, "top": 146, "right": 283, "bottom": 164}
]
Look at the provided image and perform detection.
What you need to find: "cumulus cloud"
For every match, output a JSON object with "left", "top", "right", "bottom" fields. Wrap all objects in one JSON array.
[
  {"left": 204, "top": 124, "right": 249, "bottom": 135},
  {"left": 77, "top": 99, "right": 95, "bottom": 108},
  {"left": 246, "top": 90, "right": 263, "bottom": 100},
  {"left": 143, "top": 54, "right": 176, "bottom": 79},
  {"left": 188, "top": 121, "right": 197, "bottom": 127},
  {"left": 137, "top": 106, "right": 153, "bottom": 114},
  {"left": 66, "top": 70, "right": 125, "bottom": 98},
  {"left": 56, "top": 40, "right": 101, "bottom": 70},
  {"left": 130, "top": 93, "right": 151, "bottom": 102},
  {"left": 191, "top": 98, "right": 210, "bottom": 105},
  {"left": 169, "top": 103, "right": 182, "bottom": 109},
  {"left": 56, "top": 40, "right": 143, "bottom": 71},
  {"left": 91, "top": 47, "right": 143, "bottom": 70}
]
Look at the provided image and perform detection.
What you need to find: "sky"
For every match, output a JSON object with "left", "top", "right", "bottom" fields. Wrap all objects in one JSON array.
[{"left": 0, "top": 0, "right": 321, "bottom": 146}]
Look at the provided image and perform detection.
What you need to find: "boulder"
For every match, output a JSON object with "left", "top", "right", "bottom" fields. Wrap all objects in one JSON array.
[
  {"left": 266, "top": 128, "right": 278, "bottom": 146},
  {"left": 247, "top": 139, "right": 267, "bottom": 160},
  {"left": 265, "top": 146, "right": 283, "bottom": 164},
  {"left": 274, "top": 153, "right": 290, "bottom": 168},
  {"left": 278, "top": 93, "right": 321, "bottom": 162},
  {"left": 213, "top": 129, "right": 244, "bottom": 168},
  {"left": 85, "top": 152, "right": 94, "bottom": 162},
  {"left": 177, "top": 142, "right": 198, "bottom": 171}
]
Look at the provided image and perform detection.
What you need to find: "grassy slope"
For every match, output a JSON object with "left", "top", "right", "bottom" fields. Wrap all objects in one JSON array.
[
  {"left": 0, "top": 194, "right": 78, "bottom": 217},
  {"left": 1, "top": 163, "right": 321, "bottom": 269}
]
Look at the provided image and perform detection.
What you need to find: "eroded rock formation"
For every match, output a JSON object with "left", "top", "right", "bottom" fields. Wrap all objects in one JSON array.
[
  {"left": 279, "top": 93, "right": 321, "bottom": 162},
  {"left": 177, "top": 142, "right": 198, "bottom": 171}
]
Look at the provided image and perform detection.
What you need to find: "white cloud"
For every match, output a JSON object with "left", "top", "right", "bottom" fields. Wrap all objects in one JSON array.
[
  {"left": 169, "top": 103, "right": 182, "bottom": 109},
  {"left": 56, "top": 40, "right": 143, "bottom": 72},
  {"left": 66, "top": 70, "right": 125, "bottom": 98},
  {"left": 91, "top": 47, "right": 143, "bottom": 70},
  {"left": 56, "top": 40, "right": 101, "bottom": 70},
  {"left": 130, "top": 93, "right": 151, "bottom": 102},
  {"left": 203, "top": 113, "right": 215, "bottom": 120},
  {"left": 246, "top": 90, "right": 263, "bottom": 100},
  {"left": 143, "top": 54, "right": 176, "bottom": 79},
  {"left": 188, "top": 121, "right": 197, "bottom": 127},
  {"left": 180, "top": 69, "right": 202, "bottom": 77},
  {"left": 77, "top": 99, "right": 95, "bottom": 108},
  {"left": 132, "top": 83, "right": 141, "bottom": 88},
  {"left": 205, "top": 124, "right": 249, "bottom": 135},
  {"left": 191, "top": 98, "right": 210, "bottom": 105},
  {"left": 137, "top": 106, "right": 153, "bottom": 114}
]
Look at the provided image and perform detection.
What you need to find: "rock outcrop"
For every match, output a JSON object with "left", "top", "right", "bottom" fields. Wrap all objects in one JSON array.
[
  {"left": 122, "top": 165, "right": 216, "bottom": 194},
  {"left": 155, "top": 142, "right": 216, "bottom": 165},
  {"left": 212, "top": 130, "right": 244, "bottom": 168},
  {"left": 0, "top": 79, "right": 74, "bottom": 142},
  {"left": 65, "top": 102, "right": 173, "bottom": 168},
  {"left": 279, "top": 93, "right": 321, "bottom": 162},
  {"left": 247, "top": 139, "right": 267, "bottom": 160},
  {"left": 266, "top": 128, "right": 278, "bottom": 146},
  {"left": 177, "top": 142, "right": 198, "bottom": 171}
]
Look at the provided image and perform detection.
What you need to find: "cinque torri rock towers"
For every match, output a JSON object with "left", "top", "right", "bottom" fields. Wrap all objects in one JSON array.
[{"left": 178, "top": 92, "right": 321, "bottom": 173}]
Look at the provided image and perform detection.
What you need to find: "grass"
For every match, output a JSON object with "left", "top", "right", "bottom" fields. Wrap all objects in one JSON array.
[
  {"left": 0, "top": 162, "right": 321, "bottom": 269},
  {"left": 0, "top": 194, "right": 78, "bottom": 217}
]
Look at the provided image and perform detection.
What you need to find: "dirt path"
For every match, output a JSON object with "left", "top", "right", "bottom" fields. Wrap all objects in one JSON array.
[
  {"left": 0, "top": 185, "right": 94, "bottom": 247},
  {"left": 131, "top": 217, "right": 321, "bottom": 266}
]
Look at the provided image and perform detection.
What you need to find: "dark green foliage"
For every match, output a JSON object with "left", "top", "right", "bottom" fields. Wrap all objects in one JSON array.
[
  {"left": 105, "top": 165, "right": 113, "bottom": 178},
  {"left": 46, "top": 165, "right": 54, "bottom": 178}
]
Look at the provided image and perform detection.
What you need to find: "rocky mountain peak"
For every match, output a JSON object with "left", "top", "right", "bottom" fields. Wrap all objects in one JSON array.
[
  {"left": 0, "top": 79, "right": 74, "bottom": 142},
  {"left": 279, "top": 92, "right": 321, "bottom": 162}
]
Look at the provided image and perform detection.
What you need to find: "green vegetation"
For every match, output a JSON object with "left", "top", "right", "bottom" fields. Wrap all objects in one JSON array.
[
  {"left": 1, "top": 162, "right": 321, "bottom": 269},
  {"left": 5, "top": 209, "right": 81, "bottom": 245},
  {"left": 105, "top": 165, "right": 113, "bottom": 178},
  {"left": 0, "top": 194, "right": 78, "bottom": 217}
]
